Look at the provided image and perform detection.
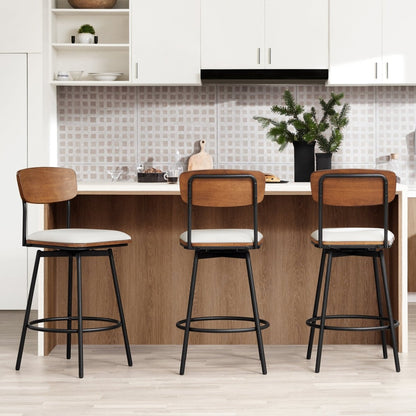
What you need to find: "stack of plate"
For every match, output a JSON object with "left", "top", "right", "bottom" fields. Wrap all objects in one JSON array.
[{"left": 88, "top": 72, "right": 123, "bottom": 81}]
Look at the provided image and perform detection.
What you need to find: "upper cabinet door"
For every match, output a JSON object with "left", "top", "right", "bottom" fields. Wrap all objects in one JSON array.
[
  {"left": 0, "top": 0, "right": 42, "bottom": 53},
  {"left": 382, "top": 0, "right": 416, "bottom": 84},
  {"left": 131, "top": 0, "right": 200, "bottom": 84},
  {"left": 265, "top": 0, "right": 328, "bottom": 69},
  {"left": 201, "top": 0, "right": 264, "bottom": 69},
  {"left": 329, "top": 0, "right": 382, "bottom": 85}
]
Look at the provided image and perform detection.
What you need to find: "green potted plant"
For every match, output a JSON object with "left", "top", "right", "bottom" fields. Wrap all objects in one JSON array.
[
  {"left": 254, "top": 90, "right": 350, "bottom": 180},
  {"left": 77, "top": 24, "right": 95, "bottom": 44},
  {"left": 313, "top": 93, "right": 350, "bottom": 170}
]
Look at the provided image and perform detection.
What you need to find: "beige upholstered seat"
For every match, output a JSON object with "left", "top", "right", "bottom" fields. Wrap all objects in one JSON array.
[
  {"left": 15, "top": 167, "right": 132, "bottom": 378},
  {"left": 310, "top": 227, "right": 395, "bottom": 247},
  {"left": 306, "top": 169, "right": 400, "bottom": 373},
  {"left": 179, "top": 229, "right": 264, "bottom": 247},
  {"left": 27, "top": 228, "right": 131, "bottom": 248},
  {"left": 177, "top": 169, "right": 269, "bottom": 375}
]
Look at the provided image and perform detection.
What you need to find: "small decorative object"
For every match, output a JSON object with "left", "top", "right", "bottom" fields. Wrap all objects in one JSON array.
[
  {"left": 88, "top": 72, "right": 122, "bottom": 81},
  {"left": 71, "top": 35, "right": 75, "bottom": 43},
  {"left": 94, "top": 35, "right": 98, "bottom": 44},
  {"left": 68, "top": 0, "right": 117, "bottom": 8},
  {"left": 188, "top": 140, "right": 213, "bottom": 171},
  {"left": 254, "top": 90, "right": 349, "bottom": 181},
  {"left": 69, "top": 70, "right": 83, "bottom": 81},
  {"left": 55, "top": 71, "right": 70, "bottom": 81},
  {"left": 77, "top": 24, "right": 95, "bottom": 44},
  {"left": 137, "top": 167, "right": 166, "bottom": 183}
]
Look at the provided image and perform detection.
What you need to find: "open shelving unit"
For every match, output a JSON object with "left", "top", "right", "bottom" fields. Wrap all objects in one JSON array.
[{"left": 50, "top": 0, "right": 130, "bottom": 85}]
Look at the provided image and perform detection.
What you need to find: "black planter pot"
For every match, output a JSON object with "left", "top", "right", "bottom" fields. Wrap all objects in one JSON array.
[
  {"left": 293, "top": 141, "right": 315, "bottom": 182},
  {"left": 316, "top": 152, "right": 332, "bottom": 170}
]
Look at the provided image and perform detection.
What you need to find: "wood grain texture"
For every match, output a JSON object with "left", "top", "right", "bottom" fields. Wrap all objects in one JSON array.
[
  {"left": 187, "top": 140, "right": 213, "bottom": 171},
  {"left": 310, "top": 169, "right": 396, "bottom": 206},
  {"left": 43, "top": 194, "right": 399, "bottom": 351},
  {"left": 179, "top": 169, "right": 265, "bottom": 206},
  {"left": 17, "top": 167, "right": 77, "bottom": 204},
  {"left": 2, "top": 308, "right": 415, "bottom": 414}
]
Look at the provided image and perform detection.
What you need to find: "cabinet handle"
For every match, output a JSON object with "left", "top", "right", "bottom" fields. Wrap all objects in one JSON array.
[
  {"left": 257, "top": 48, "right": 261, "bottom": 65},
  {"left": 386, "top": 62, "right": 389, "bottom": 79},
  {"left": 135, "top": 62, "right": 139, "bottom": 79},
  {"left": 375, "top": 62, "right": 378, "bottom": 79},
  {"left": 268, "top": 48, "right": 271, "bottom": 65}
]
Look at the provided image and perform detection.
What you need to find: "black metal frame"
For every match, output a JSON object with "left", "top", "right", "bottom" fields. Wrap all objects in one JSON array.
[
  {"left": 16, "top": 200, "right": 132, "bottom": 378},
  {"left": 177, "top": 173, "right": 269, "bottom": 375},
  {"left": 306, "top": 172, "right": 400, "bottom": 372}
]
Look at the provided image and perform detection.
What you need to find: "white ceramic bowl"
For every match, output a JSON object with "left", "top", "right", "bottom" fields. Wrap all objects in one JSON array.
[
  {"left": 88, "top": 72, "right": 122, "bottom": 81},
  {"left": 69, "top": 71, "right": 84, "bottom": 81}
]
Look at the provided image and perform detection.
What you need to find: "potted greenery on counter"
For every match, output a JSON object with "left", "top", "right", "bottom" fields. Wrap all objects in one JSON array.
[{"left": 254, "top": 90, "right": 350, "bottom": 180}]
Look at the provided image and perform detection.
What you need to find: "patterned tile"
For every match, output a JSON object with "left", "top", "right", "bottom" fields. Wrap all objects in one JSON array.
[
  {"left": 218, "top": 84, "right": 295, "bottom": 165},
  {"left": 57, "top": 86, "right": 137, "bottom": 181},
  {"left": 57, "top": 84, "right": 416, "bottom": 184},
  {"left": 137, "top": 86, "right": 216, "bottom": 172},
  {"left": 376, "top": 86, "right": 416, "bottom": 182}
]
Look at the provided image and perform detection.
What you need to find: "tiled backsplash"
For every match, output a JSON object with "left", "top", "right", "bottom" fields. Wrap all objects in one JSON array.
[{"left": 57, "top": 85, "right": 416, "bottom": 184}]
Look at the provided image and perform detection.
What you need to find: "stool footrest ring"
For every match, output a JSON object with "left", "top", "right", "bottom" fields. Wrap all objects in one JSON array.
[
  {"left": 306, "top": 314, "right": 400, "bottom": 331},
  {"left": 27, "top": 316, "right": 122, "bottom": 334},
  {"left": 176, "top": 315, "right": 270, "bottom": 333}
]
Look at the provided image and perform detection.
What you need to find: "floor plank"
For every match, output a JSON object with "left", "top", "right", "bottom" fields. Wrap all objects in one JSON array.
[{"left": 1, "top": 306, "right": 416, "bottom": 415}]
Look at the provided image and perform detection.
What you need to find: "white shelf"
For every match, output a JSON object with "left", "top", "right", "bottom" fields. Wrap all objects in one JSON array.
[
  {"left": 50, "top": 0, "right": 130, "bottom": 84},
  {"left": 51, "top": 8, "right": 129, "bottom": 15},
  {"left": 52, "top": 43, "right": 129, "bottom": 50},
  {"left": 52, "top": 80, "right": 131, "bottom": 86}
]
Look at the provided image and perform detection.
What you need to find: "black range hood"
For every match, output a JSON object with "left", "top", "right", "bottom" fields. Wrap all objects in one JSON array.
[{"left": 201, "top": 69, "right": 328, "bottom": 84}]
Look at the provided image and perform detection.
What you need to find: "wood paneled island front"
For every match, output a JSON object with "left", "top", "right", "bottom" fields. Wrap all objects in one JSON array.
[{"left": 42, "top": 182, "right": 408, "bottom": 355}]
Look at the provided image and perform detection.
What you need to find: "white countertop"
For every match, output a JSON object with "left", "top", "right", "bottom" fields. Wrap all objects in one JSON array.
[
  {"left": 77, "top": 181, "right": 312, "bottom": 195},
  {"left": 77, "top": 181, "right": 407, "bottom": 196}
]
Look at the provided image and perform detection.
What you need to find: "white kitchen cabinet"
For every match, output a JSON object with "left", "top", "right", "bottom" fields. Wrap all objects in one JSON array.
[
  {"left": 0, "top": 0, "right": 42, "bottom": 53},
  {"left": 265, "top": 0, "right": 328, "bottom": 69},
  {"left": 329, "top": 0, "right": 416, "bottom": 85},
  {"left": 201, "top": 0, "right": 328, "bottom": 69},
  {"left": 201, "top": 0, "right": 263, "bottom": 69},
  {"left": 50, "top": 0, "right": 130, "bottom": 85},
  {"left": 131, "top": 0, "right": 200, "bottom": 85},
  {"left": 382, "top": 0, "right": 416, "bottom": 84},
  {"left": 0, "top": 54, "right": 28, "bottom": 309}
]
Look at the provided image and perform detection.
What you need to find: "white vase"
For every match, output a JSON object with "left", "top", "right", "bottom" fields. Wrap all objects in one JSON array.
[{"left": 77, "top": 33, "right": 94, "bottom": 44}]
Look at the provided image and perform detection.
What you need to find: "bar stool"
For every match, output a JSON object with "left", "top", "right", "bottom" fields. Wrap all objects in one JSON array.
[
  {"left": 306, "top": 169, "right": 400, "bottom": 373},
  {"left": 176, "top": 169, "right": 269, "bottom": 374},
  {"left": 15, "top": 167, "right": 133, "bottom": 378}
]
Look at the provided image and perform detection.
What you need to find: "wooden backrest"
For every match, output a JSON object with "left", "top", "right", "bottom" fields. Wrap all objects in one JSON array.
[
  {"left": 179, "top": 169, "right": 265, "bottom": 207},
  {"left": 17, "top": 167, "right": 77, "bottom": 204},
  {"left": 310, "top": 169, "right": 396, "bottom": 206}
]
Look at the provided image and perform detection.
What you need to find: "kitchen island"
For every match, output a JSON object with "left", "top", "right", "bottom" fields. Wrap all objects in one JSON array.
[{"left": 41, "top": 182, "right": 408, "bottom": 354}]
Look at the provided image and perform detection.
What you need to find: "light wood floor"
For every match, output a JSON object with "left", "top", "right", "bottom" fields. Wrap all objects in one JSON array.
[{"left": 1, "top": 306, "right": 416, "bottom": 416}]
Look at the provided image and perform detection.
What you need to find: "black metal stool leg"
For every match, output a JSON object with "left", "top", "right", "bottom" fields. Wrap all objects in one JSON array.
[
  {"left": 245, "top": 251, "right": 267, "bottom": 375},
  {"left": 315, "top": 251, "right": 333, "bottom": 373},
  {"left": 372, "top": 255, "right": 388, "bottom": 359},
  {"left": 16, "top": 251, "right": 41, "bottom": 371},
  {"left": 76, "top": 254, "right": 84, "bottom": 378},
  {"left": 179, "top": 251, "right": 199, "bottom": 375},
  {"left": 108, "top": 249, "right": 133, "bottom": 367},
  {"left": 379, "top": 251, "right": 400, "bottom": 372},
  {"left": 66, "top": 255, "right": 73, "bottom": 360},
  {"left": 307, "top": 249, "right": 327, "bottom": 360}
]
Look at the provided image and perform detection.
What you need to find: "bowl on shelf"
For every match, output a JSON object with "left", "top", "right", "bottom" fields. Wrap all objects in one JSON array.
[
  {"left": 88, "top": 72, "right": 123, "bottom": 81},
  {"left": 68, "top": 0, "right": 117, "bottom": 8},
  {"left": 69, "top": 70, "right": 84, "bottom": 81}
]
